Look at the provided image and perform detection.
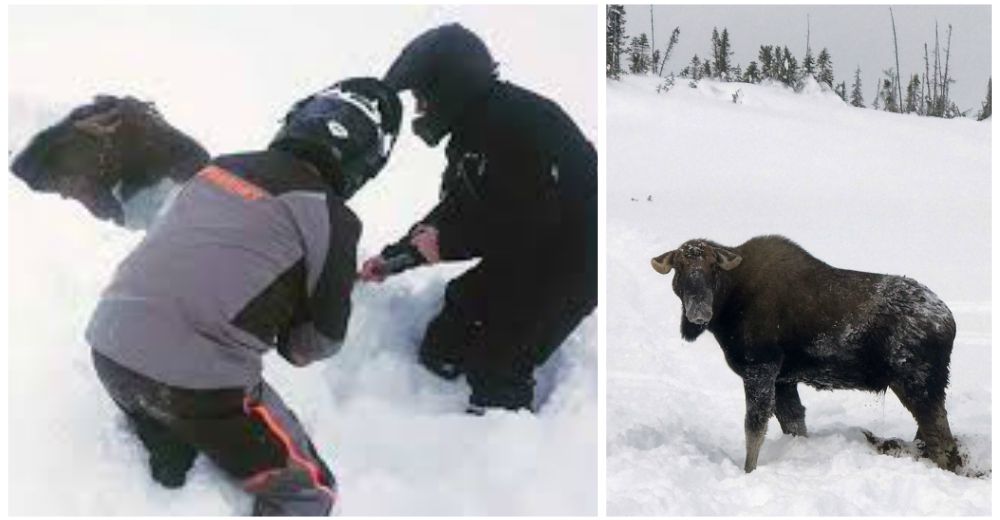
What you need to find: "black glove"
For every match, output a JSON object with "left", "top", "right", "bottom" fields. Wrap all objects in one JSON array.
[{"left": 379, "top": 242, "right": 426, "bottom": 275}]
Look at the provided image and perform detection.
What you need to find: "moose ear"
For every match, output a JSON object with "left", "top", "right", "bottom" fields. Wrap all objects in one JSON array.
[
  {"left": 73, "top": 108, "right": 122, "bottom": 137},
  {"left": 715, "top": 247, "right": 742, "bottom": 270},
  {"left": 650, "top": 251, "right": 675, "bottom": 274}
]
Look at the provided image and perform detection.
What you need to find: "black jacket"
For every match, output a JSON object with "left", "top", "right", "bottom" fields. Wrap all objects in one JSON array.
[{"left": 384, "top": 81, "right": 597, "bottom": 271}]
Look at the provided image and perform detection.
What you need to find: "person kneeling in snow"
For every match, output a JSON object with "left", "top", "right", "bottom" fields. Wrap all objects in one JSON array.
[
  {"left": 85, "top": 78, "right": 401, "bottom": 516},
  {"left": 359, "top": 24, "right": 598, "bottom": 413}
]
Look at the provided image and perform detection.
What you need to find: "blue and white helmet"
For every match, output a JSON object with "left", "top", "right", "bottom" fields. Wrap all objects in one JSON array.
[{"left": 271, "top": 77, "right": 402, "bottom": 198}]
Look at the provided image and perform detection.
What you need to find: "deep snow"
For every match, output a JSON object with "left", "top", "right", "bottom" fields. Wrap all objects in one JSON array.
[
  {"left": 607, "top": 75, "right": 991, "bottom": 515},
  {"left": 7, "top": 180, "right": 598, "bottom": 515},
  {"left": 8, "top": 6, "right": 597, "bottom": 515}
]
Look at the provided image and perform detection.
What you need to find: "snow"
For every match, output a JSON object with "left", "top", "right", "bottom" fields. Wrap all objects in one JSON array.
[
  {"left": 607, "top": 75, "right": 990, "bottom": 515},
  {"left": 8, "top": 6, "right": 596, "bottom": 515}
]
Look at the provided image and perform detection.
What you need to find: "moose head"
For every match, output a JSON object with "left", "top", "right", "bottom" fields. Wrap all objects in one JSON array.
[
  {"left": 651, "top": 239, "right": 742, "bottom": 337},
  {"left": 11, "top": 95, "right": 208, "bottom": 225}
]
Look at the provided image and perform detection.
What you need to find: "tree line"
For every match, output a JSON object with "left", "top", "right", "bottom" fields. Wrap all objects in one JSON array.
[{"left": 606, "top": 5, "right": 990, "bottom": 120}]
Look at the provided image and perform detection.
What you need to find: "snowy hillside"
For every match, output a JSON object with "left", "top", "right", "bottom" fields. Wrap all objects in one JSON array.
[
  {"left": 8, "top": 6, "right": 597, "bottom": 515},
  {"left": 607, "top": 75, "right": 991, "bottom": 515}
]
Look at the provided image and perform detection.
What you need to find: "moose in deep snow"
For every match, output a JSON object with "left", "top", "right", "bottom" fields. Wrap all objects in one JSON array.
[
  {"left": 650, "top": 235, "right": 961, "bottom": 473},
  {"left": 11, "top": 95, "right": 209, "bottom": 228}
]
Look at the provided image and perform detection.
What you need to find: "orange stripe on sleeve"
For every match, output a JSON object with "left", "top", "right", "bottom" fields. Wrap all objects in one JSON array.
[{"left": 198, "top": 165, "right": 270, "bottom": 201}]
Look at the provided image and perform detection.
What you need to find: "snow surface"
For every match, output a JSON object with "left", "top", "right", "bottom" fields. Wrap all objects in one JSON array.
[
  {"left": 8, "top": 6, "right": 597, "bottom": 515},
  {"left": 607, "top": 75, "right": 991, "bottom": 515}
]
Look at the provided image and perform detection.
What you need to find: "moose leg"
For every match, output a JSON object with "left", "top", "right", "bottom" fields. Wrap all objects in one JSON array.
[
  {"left": 742, "top": 364, "right": 779, "bottom": 473},
  {"left": 775, "top": 383, "right": 807, "bottom": 437},
  {"left": 890, "top": 382, "right": 962, "bottom": 472}
]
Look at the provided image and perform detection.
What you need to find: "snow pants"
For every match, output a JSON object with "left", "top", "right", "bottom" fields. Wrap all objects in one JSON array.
[
  {"left": 91, "top": 351, "right": 336, "bottom": 516},
  {"left": 419, "top": 238, "right": 597, "bottom": 410}
]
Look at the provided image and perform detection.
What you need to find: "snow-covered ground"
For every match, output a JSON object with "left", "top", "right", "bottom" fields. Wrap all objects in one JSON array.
[
  {"left": 8, "top": 6, "right": 597, "bottom": 515},
  {"left": 607, "top": 75, "right": 991, "bottom": 515}
]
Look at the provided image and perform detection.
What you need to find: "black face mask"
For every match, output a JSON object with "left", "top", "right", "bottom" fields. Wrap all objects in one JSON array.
[
  {"left": 339, "top": 145, "right": 389, "bottom": 199},
  {"left": 340, "top": 168, "right": 369, "bottom": 198},
  {"left": 412, "top": 113, "right": 450, "bottom": 147}
]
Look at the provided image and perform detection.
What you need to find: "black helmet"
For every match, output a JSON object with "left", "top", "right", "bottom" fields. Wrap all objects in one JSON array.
[
  {"left": 270, "top": 77, "right": 402, "bottom": 198},
  {"left": 384, "top": 24, "right": 497, "bottom": 146}
]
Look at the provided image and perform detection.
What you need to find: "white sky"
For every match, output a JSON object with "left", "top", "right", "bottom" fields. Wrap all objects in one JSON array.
[
  {"left": 9, "top": 5, "right": 599, "bottom": 153},
  {"left": 624, "top": 4, "right": 992, "bottom": 112},
  {"left": 8, "top": 5, "right": 599, "bottom": 254}
]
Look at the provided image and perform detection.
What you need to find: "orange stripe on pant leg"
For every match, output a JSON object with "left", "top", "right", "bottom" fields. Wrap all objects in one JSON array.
[{"left": 244, "top": 398, "right": 337, "bottom": 504}]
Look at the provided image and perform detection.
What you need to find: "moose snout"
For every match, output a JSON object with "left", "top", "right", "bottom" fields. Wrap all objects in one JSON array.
[{"left": 684, "top": 298, "right": 712, "bottom": 325}]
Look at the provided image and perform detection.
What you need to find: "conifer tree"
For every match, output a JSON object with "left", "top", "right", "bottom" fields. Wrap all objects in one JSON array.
[
  {"left": 881, "top": 68, "right": 899, "bottom": 112},
  {"left": 775, "top": 47, "right": 787, "bottom": 84},
  {"left": 743, "top": 61, "right": 761, "bottom": 83},
  {"left": 944, "top": 101, "right": 965, "bottom": 118},
  {"left": 758, "top": 46, "right": 774, "bottom": 81},
  {"left": 628, "top": 33, "right": 651, "bottom": 74},
  {"left": 802, "top": 49, "right": 815, "bottom": 78},
  {"left": 882, "top": 77, "right": 898, "bottom": 112},
  {"left": 688, "top": 55, "right": 703, "bottom": 81},
  {"left": 773, "top": 45, "right": 788, "bottom": 81},
  {"left": 816, "top": 48, "right": 834, "bottom": 87},
  {"left": 977, "top": 78, "right": 991, "bottom": 121},
  {"left": 904, "top": 74, "right": 921, "bottom": 113},
  {"left": 850, "top": 66, "right": 865, "bottom": 107},
  {"left": 606, "top": 5, "right": 628, "bottom": 79},
  {"left": 835, "top": 81, "right": 847, "bottom": 101},
  {"left": 710, "top": 28, "right": 722, "bottom": 78},
  {"left": 781, "top": 47, "right": 799, "bottom": 86},
  {"left": 716, "top": 28, "right": 733, "bottom": 80}
]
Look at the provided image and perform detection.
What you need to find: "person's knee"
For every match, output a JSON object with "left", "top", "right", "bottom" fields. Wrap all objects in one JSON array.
[
  {"left": 467, "top": 367, "right": 536, "bottom": 412},
  {"left": 137, "top": 423, "right": 199, "bottom": 489},
  {"left": 244, "top": 465, "right": 337, "bottom": 516},
  {"left": 419, "top": 308, "right": 483, "bottom": 379}
]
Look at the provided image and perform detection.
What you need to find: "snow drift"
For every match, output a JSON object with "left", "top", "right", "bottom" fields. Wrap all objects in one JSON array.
[{"left": 607, "top": 75, "right": 990, "bottom": 515}]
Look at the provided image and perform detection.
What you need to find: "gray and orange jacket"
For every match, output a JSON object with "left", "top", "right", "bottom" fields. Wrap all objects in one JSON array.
[{"left": 86, "top": 150, "right": 359, "bottom": 390}]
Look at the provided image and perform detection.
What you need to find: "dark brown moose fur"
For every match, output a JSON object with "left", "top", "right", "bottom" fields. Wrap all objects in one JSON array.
[
  {"left": 651, "top": 235, "right": 960, "bottom": 473},
  {"left": 11, "top": 95, "right": 209, "bottom": 225}
]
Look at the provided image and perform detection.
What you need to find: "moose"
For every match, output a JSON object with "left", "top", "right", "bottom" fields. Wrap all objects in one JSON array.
[
  {"left": 11, "top": 95, "right": 209, "bottom": 228},
  {"left": 650, "top": 235, "right": 961, "bottom": 473}
]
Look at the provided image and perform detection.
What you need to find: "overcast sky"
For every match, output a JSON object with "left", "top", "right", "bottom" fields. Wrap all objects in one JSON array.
[
  {"left": 624, "top": 4, "right": 991, "bottom": 112},
  {"left": 9, "top": 5, "right": 597, "bottom": 152},
  {"left": 8, "top": 5, "right": 598, "bottom": 252}
]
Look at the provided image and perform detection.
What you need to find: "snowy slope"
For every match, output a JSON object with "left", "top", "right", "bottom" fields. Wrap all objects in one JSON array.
[
  {"left": 607, "top": 75, "right": 991, "bottom": 515},
  {"left": 8, "top": 6, "right": 597, "bottom": 515}
]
